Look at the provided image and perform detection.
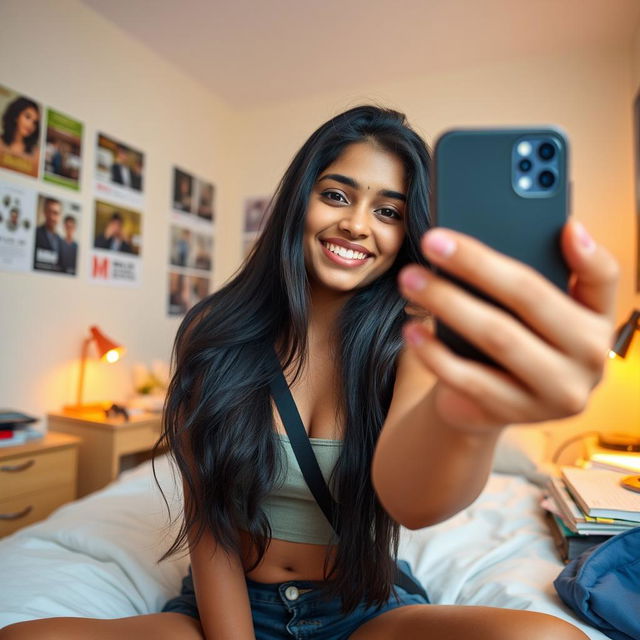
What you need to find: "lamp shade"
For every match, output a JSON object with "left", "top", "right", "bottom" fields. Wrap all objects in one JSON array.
[
  {"left": 89, "top": 325, "right": 126, "bottom": 362},
  {"left": 610, "top": 309, "right": 640, "bottom": 359}
]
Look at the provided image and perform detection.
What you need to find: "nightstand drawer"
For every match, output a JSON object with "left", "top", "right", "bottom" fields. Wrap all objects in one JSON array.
[
  {"left": 0, "top": 483, "right": 75, "bottom": 536},
  {"left": 0, "top": 447, "right": 76, "bottom": 502}
]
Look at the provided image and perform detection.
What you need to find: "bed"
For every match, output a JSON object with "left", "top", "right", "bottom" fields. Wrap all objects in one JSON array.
[{"left": 0, "top": 428, "right": 608, "bottom": 639}]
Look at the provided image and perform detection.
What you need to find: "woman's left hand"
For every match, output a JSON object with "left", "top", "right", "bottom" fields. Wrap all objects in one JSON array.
[{"left": 397, "top": 220, "right": 620, "bottom": 433}]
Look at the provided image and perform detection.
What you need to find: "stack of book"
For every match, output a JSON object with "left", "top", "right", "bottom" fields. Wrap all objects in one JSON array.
[
  {"left": 0, "top": 410, "right": 43, "bottom": 447},
  {"left": 545, "top": 465, "right": 640, "bottom": 562}
]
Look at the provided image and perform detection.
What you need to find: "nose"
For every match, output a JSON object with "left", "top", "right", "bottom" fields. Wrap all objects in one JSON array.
[{"left": 337, "top": 202, "right": 370, "bottom": 238}]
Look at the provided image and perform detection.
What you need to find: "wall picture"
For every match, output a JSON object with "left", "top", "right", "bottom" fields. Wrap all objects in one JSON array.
[
  {"left": 43, "top": 108, "right": 83, "bottom": 191},
  {"left": 0, "top": 84, "right": 41, "bottom": 179},
  {"left": 33, "top": 193, "right": 80, "bottom": 276},
  {"left": 95, "top": 133, "right": 145, "bottom": 209},
  {"left": 0, "top": 179, "right": 36, "bottom": 272}
]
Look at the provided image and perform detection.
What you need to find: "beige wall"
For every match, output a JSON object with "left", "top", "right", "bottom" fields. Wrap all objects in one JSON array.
[
  {"left": 0, "top": 0, "right": 242, "bottom": 417},
  {"left": 0, "top": 0, "right": 638, "bottom": 446}
]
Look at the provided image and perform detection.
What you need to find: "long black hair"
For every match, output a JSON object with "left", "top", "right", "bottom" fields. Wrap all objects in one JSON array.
[
  {"left": 1, "top": 96, "right": 40, "bottom": 153},
  {"left": 156, "top": 105, "right": 432, "bottom": 612}
]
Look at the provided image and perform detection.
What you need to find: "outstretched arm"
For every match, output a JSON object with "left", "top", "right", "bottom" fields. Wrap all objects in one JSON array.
[{"left": 372, "top": 220, "right": 619, "bottom": 529}]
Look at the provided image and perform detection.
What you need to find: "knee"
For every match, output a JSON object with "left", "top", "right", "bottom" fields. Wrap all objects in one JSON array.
[
  {"left": 0, "top": 620, "right": 66, "bottom": 640},
  {"left": 516, "top": 613, "right": 588, "bottom": 640}
]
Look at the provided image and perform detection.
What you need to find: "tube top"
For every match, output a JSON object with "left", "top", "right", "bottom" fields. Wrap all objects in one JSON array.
[{"left": 260, "top": 433, "right": 343, "bottom": 545}]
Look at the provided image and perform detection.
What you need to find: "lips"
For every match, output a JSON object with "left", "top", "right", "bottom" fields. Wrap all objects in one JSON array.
[{"left": 320, "top": 237, "right": 373, "bottom": 256}]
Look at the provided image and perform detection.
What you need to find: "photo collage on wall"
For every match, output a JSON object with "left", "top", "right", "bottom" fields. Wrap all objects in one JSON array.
[
  {"left": 91, "top": 133, "right": 145, "bottom": 286},
  {"left": 0, "top": 83, "right": 83, "bottom": 277},
  {"left": 0, "top": 80, "right": 220, "bottom": 309},
  {"left": 168, "top": 166, "right": 215, "bottom": 316},
  {"left": 242, "top": 196, "right": 271, "bottom": 259}
]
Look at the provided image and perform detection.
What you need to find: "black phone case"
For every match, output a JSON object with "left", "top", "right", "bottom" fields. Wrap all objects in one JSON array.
[{"left": 431, "top": 128, "right": 570, "bottom": 368}]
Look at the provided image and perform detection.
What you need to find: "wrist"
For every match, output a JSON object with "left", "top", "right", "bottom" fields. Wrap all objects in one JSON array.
[{"left": 428, "top": 382, "right": 508, "bottom": 437}]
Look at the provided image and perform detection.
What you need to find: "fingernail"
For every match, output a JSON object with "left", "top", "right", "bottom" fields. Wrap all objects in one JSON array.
[
  {"left": 424, "top": 230, "right": 457, "bottom": 257},
  {"left": 400, "top": 268, "right": 427, "bottom": 291},
  {"left": 575, "top": 221, "right": 595, "bottom": 253},
  {"left": 404, "top": 324, "right": 425, "bottom": 346}
]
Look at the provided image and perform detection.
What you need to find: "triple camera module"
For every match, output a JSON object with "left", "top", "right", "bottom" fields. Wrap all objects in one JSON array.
[{"left": 512, "top": 137, "right": 560, "bottom": 197}]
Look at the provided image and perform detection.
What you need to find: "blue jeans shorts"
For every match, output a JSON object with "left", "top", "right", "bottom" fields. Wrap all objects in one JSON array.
[{"left": 162, "top": 560, "right": 429, "bottom": 639}]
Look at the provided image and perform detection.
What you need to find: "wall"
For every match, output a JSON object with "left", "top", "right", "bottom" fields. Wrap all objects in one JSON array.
[
  {"left": 0, "top": 0, "right": 242, "bottom": 420},
  {"left": 233, "top": 47, "right": 640, "bottom": 447}
]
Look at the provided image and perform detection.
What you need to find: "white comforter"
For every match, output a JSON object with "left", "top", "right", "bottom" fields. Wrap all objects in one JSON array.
[{"left": 0, "top": 455, "right": 607, "bottom": 639}]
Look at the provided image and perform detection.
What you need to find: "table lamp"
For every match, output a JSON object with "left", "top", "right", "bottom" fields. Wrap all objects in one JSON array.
[
  {"left": 63, "top": 325, "right": 126, "bottom": 416},
  {"left": 608, "top": 308, "right": 640, "bottom": 360},
  {"left": 601, "top": 308, "right": 640, "bottom": 477}
]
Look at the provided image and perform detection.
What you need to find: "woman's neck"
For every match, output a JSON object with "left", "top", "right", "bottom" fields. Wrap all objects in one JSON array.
[
  {"left": 307, "top": 284, "right": 352, "bottom": 346},
  {"left": 9, "top": 133, "right": 25, "bottom": 153}
]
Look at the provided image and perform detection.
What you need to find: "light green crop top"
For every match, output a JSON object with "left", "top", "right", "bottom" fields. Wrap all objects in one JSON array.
[{"left": 260, "top": 433, "right": 343, "bottom": 545}]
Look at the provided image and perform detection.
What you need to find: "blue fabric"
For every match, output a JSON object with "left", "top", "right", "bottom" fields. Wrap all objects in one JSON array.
[
  {"left": 163, "top": 559, "right": 429, "bottom": 639},
  {"left": 554, "top": 526, "right": 640, "bottom": 640}
]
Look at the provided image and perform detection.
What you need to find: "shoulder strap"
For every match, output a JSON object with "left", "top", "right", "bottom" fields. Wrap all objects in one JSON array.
[
  {"left": 268, "top": 345, "right": 429, "bottom": 601},
  {"left": 268, "top": 348, "right": 339, "bottom": 532}
]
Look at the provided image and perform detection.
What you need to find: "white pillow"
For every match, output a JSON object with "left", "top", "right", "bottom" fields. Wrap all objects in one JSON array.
[{"left": 492, "top": 425, "right": 550, "bottom": 485}]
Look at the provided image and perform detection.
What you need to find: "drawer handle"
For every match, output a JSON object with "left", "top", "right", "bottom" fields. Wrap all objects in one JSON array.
[
  {"left": 0, "top": 505, "right": 33, "bottom": 520},
  {"left": 0, "top": 459, "right": 35, "bottom": 473}
]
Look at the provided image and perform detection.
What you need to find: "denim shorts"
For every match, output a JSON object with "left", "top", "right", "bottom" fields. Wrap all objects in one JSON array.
[{"left": 162, "top": 560, "right": 429, "bottom": 640}]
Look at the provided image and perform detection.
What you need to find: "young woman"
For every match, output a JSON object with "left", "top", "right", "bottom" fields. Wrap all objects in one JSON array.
[
  {"left": 1, "top": 106, "right": 618, "bottom": 640},
  {"left": 0, "top": 95, "right": 41, "bottom": 177}
]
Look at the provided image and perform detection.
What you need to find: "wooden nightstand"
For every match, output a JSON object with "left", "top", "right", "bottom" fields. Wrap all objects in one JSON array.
[
  {"left": 47, "top": 411, "right": 163, "bottom": 497},
  {"left": 0, "top": 432, "right": 79, "bottom": 537}
]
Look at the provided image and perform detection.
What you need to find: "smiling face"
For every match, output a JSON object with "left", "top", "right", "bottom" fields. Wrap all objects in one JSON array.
[
  {"left": 303, "top": 141, "right": 407, "bottom": 297},
  {"left": 16, "top": 106, "right": 38, "bottom": 139}
]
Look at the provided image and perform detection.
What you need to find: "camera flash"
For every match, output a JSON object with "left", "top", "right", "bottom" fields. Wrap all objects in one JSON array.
[
  {"left": 518, "top": 176, "right": 532, "bottom": 190},
  {"left": 517, "top": 141, "right": 532, "bottom": 157}
]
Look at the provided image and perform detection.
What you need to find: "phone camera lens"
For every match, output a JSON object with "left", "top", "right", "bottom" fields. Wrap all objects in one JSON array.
[
  {"left": 538, "top": 142, "right": 555, "bottom": 161},
  {"left": 538, "top": 170, "right": 556, "bottom": 188},
  {"left": 518, "top": 158, "right": 532, "bottom": 172}
]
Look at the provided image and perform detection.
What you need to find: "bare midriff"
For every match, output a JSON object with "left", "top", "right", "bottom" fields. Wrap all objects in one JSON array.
[{"left": 239, "top": 531, "right": 338, "bottom": 583}]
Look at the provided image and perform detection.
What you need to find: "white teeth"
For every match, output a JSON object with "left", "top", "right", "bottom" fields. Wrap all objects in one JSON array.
[{"left": 322, "top": 241, "right": 368, "bottom": 260}]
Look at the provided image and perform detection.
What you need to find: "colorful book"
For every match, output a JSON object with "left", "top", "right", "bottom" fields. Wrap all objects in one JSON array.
[
  {"left": 546, "top": 477, "right": 636, "bottom": 534},
  {"left": 561, "top": 466, "right": 640, "bottom": 523},
  {"left": 545, "top": 511, "right": 610, "bottom": 563}
]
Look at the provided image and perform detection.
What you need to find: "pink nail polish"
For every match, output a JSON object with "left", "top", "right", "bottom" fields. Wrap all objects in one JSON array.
[
  {"left": 424, "top": 231, "right": 456, "bottom": 257},
  {"left": 400, "top": 269, "right": 427, "bottom": 291},
  {"left": 575, "top": 222, "right": 595, "bottom": 253},
  {"left": 404, "top": 324, "right": 425, "bottom": 346}
]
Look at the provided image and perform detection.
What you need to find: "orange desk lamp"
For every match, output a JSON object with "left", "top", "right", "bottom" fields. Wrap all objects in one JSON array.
[{"left": 63, "top": 325, "right": 126, "bottom": 415}]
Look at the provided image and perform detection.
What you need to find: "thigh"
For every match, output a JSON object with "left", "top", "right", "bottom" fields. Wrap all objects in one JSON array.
[
  {"left": 348, "top": 604, "right": 589, "bottom": 640},
  {"left": 0, "top": 612, "right": 204, "bottom": 640}
]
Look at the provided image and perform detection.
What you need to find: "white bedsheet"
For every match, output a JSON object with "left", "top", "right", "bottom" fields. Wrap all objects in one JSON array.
[{"left": 0, "top": 455, "right": 607, "bottom": 639}]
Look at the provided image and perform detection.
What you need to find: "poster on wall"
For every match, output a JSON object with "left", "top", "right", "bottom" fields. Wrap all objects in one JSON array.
[
  {"left": 169, "top": 225, "right": 213, "bottom": 270},
  {"left": 95, "top": 133, "right": 145, "bottom": 209},
  {"left": 168, "top": 271, "right": 210, "bottom": 316},
  {"left": 242, "top": 196, "right": 271, "bottom": 258},
  {"left": 33, "top": 193, "right": 81, "bottom": 276},
  {"left": 171, "top": 166, "right": 215, "bottom": 224},
  {"left": 89, "top": 199, "right": 142, "bottom": 286},
  {"left": 0, "top": 179, "right": 36, "bottom": 272},
  {"left": 0, "top": 84, "right": 41, "bottom": 179},
  {"left": 43, "top": 108, "right": 83, "bottom": 191},
  {"left": 168, "top": 165, "right": 215, "bottom": 315}
]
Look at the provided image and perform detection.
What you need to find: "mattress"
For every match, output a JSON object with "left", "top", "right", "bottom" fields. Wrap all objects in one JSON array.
[{"left": 0, "top": 454, "right": 608, "bottom": 639}]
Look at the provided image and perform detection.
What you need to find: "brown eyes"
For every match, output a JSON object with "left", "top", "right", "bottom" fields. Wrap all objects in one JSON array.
[{"left": 319, "top": 190, "right": 402, "bottom": 221}]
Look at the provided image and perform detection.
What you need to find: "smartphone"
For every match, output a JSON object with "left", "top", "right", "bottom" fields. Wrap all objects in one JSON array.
[{"left": 431, "top": 127, "right": 570, "bottom": 369}]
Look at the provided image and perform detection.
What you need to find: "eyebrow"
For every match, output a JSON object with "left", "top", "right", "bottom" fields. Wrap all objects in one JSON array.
[{"left": 318, "top": 173, "right": 406, "bottom": 202}]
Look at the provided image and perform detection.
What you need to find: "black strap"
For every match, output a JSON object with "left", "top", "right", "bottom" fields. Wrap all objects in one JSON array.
[{"left": 269, "top": 345, "right": 428, "bottom": 600}]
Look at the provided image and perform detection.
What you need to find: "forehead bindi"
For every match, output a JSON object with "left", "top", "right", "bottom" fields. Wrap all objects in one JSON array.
[{"left": 324, "top": 142, "right": 406, "bottom": 195}]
